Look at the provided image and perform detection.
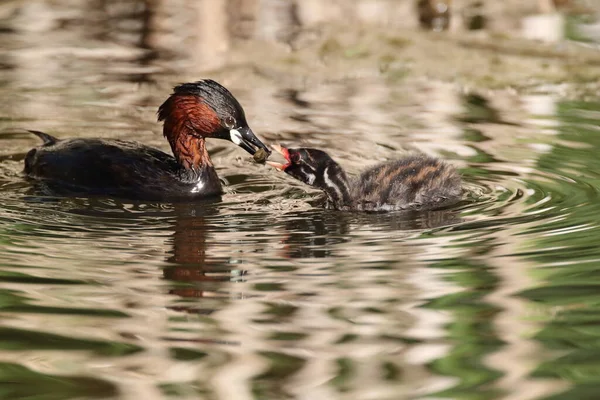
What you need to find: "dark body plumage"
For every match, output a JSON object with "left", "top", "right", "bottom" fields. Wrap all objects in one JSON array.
[
  {"left": 23, "top": 80, "right": 269, "bottom": 201},
  {"left": 24, "top": 136, "right": 221, "bottom": 201},
  {"left": 270, "top": 147, "right": 462, "bottom": 212}
]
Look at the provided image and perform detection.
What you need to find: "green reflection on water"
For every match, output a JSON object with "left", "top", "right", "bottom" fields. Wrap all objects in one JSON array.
[
  {"left": 516, "top": 101, "right": 600, "bottom": 399},
  {"left": 0, "top": 362, "right": 117, "bottom": 399},
  {"left": 169, "top": 347, "right": 208, "bottom": 361},
  {"left": 424, "top": 258, "right": 504, "bottom": 399},
  {"left": 252, "top": 351, "right": 306, "bottom": 399},
  {"left": 0, "top": 326, "right": 142, "bottom": 355},
  {"left": 0, "top": 289, "right": 128, "bottom": 317},
  {"left": 330, "top": 357, "right": 355, "bottom": 391}
]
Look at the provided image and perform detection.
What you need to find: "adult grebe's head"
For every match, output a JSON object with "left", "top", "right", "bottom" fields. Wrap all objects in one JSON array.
[{"left": 158, "top": 79, "right": 270, "bottom": 157}]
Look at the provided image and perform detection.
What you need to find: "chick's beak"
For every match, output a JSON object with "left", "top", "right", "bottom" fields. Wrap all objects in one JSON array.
[
  {"left": 229, "top": 126, "right": 271, "bottom": 156},
  {"left": 266, "top": 144, "right": 290, "bottom": 171}
]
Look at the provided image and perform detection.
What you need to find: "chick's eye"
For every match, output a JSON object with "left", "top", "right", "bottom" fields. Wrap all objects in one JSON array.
[
  {"left": 223, "top": 116, "right": 236, "bottom": 129},
  {"left": 290, "top": 152, "right": 300, "bottom": 163}
]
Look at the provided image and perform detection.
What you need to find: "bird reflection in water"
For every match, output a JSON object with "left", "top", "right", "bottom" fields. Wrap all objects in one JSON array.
[
  {"left": 163, "top": 203, "right": 247, "bottom": 314},
  {"left": 276, "top": 208, "right": 462, "bottom": 260},
  {"left": 277, "top": 210, "right": 350, "bottom": 259}
]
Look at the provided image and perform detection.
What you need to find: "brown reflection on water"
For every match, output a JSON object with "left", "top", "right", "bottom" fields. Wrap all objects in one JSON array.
[
  {"left": 164, "top": 204, "right": 241, "bottom": 308},
  {"left": 2, "top": 1, "right": 594, "bottom": 399}
]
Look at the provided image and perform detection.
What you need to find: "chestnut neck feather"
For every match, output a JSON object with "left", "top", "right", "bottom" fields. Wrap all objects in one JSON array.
[
  {"left": 172, "top": 132, "right": 211, "bottom": 171},
  {"left": 159, "top": 95, "right": 221, "bottom": 175}
]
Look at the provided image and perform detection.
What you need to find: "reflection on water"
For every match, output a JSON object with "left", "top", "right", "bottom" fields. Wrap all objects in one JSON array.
[{"left": 1, "top": 1, "right": 600, "bottom": 399}]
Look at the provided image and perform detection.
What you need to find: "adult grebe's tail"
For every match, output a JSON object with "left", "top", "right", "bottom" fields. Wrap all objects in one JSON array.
[{"left": 28, "top": 130, "right": 58, "bottom": 146}]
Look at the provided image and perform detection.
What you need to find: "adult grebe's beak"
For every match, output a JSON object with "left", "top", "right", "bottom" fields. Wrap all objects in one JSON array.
[
  {"left": 229, "top": 126, "right": 271, "bottom": 156},
  {"left": 266, "top": 144, "right": 290, "bottom": 171}
]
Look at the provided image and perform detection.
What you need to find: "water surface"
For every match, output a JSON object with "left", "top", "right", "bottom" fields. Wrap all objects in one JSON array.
[{"left": 1, "top": 1, "right": 600, "bottom": 400}]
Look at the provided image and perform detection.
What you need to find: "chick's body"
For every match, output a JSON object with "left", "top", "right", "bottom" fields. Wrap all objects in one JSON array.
[
  {"left": 351, "top": 155, "right": 462, "bottom": 211},
  {"left": 270, "top": 146, "right": 462, "bottom": 212}
]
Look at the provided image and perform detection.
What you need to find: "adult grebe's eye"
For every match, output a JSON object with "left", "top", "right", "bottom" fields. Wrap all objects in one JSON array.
[{"left": 223, "top": 116, "right": 236, "bottom": 129}]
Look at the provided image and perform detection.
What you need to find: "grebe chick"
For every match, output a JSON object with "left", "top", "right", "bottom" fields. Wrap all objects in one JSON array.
[
  {"left": 24, "top": 79, "right": 270, "bottom": 201},
  {"left": 268, "top": 145, "right": 462, "bottom": 212}
]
